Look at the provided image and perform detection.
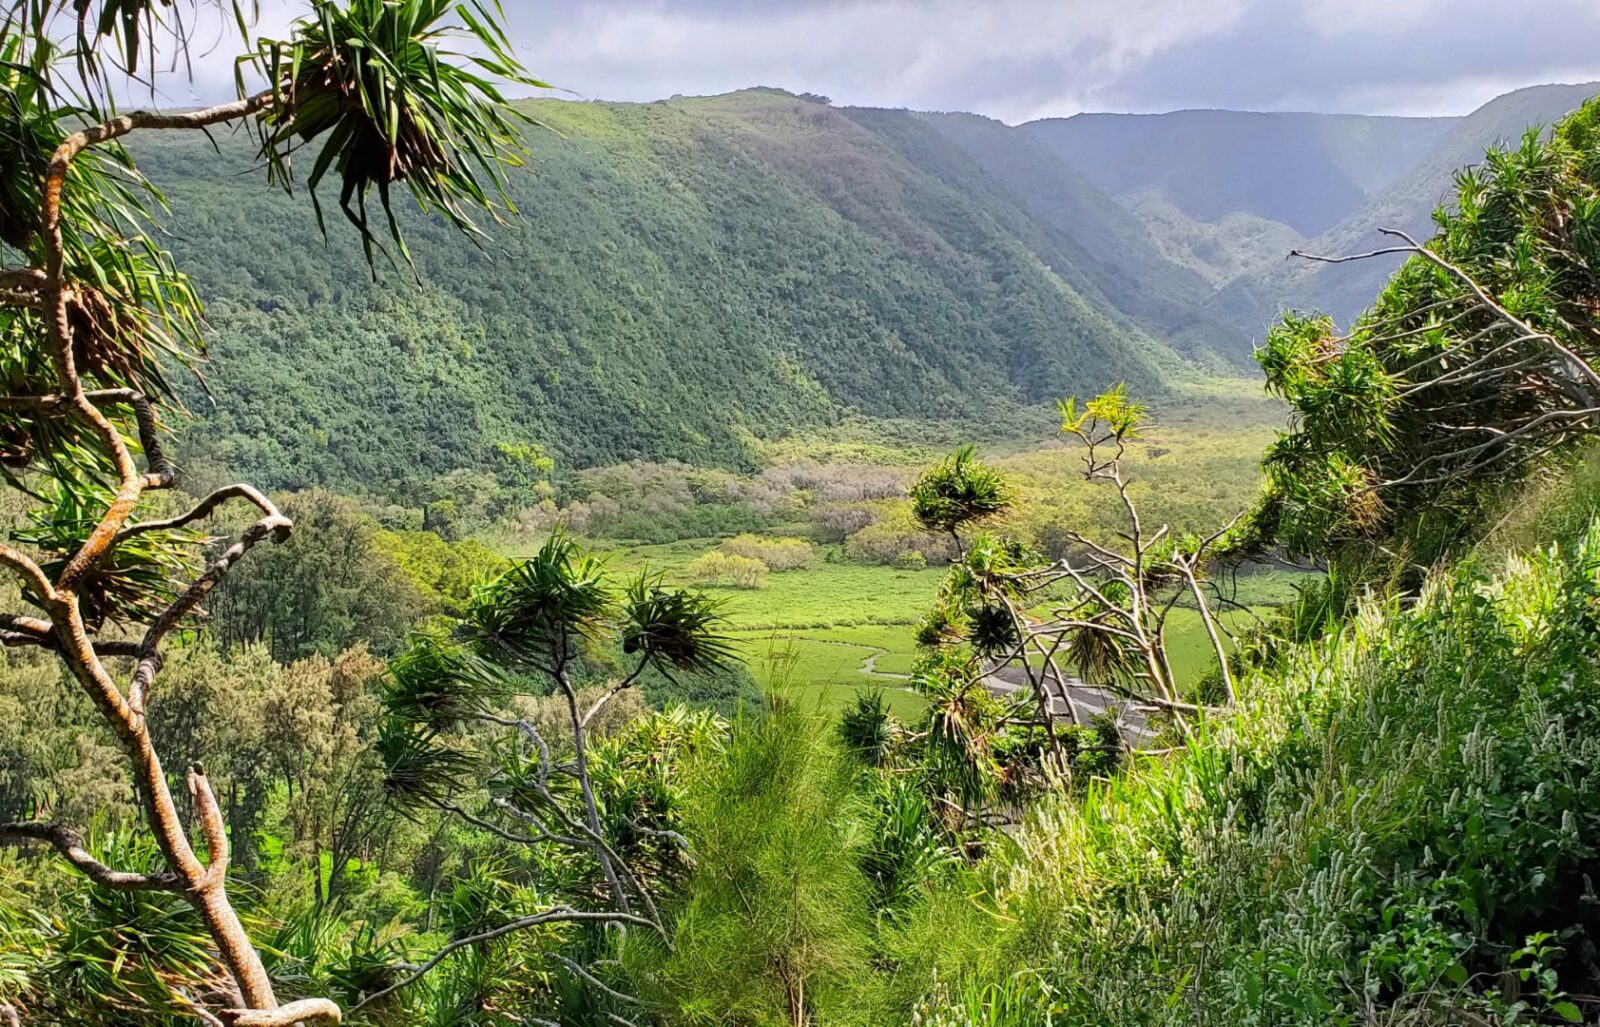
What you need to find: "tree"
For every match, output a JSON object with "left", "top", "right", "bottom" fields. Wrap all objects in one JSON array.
[
  {"left": 0, "top": 1, "right": 540, "bottom": 1021},
  {"left": 370, "top": 532, "right": 734, "bottom": 1015},
  {"left": 208, "top": 490, "right": 425, "bottom": 661},
  {"left": 911, "top": 390, "right": 1240, "bottom": 772},
  {"left": 1253, "top": 99, "right": 1600, "bottom": 560},
  {"left": 634, "top": 697, "right": 878, "bottom": 1027}
]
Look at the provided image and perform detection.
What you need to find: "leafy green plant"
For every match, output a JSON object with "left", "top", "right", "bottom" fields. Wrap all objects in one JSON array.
[
  {"left": 0, "top": 1, "right": 544, "bottom": 1021},
  {"left": 376, "top": 532, "right": 735, "bottom": 1015}
]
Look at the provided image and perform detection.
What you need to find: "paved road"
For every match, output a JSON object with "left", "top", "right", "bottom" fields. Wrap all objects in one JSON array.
[{"left": 982, "top": 665, "right": 1158, "bottom": 746}]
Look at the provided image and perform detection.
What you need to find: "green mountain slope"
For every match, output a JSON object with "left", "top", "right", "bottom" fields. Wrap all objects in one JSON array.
[
  {"left": 134, "top": 88, "right": 1192, "bottom": 497},
  {"left": 1024, "top": 108, "right": 1458, "bottom": 236},
  {"left": 1213, "top": 82, "right": 1600, "bottom": 333},
  {"left": 870, "top": 110, "right": 1249, "bottom": 363}
]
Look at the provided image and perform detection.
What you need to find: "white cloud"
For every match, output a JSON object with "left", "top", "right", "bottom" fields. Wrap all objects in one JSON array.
[{"left": 517, "top": 0, "right": 1251, "bottom": 121}]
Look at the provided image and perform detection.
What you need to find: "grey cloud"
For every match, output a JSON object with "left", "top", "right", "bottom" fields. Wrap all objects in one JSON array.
[
  {"left": 497, "top": 0, "right": 1600, "bottom": 121},
  {"left": 115, "top": 0, "right": 1600, "bottom": 122}
]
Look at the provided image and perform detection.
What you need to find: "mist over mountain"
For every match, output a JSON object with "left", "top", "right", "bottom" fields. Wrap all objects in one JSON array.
[
  {"left": 1201, "top": 81, "right": 1600, "bottom": 336},
  {"left": 1023, "top": 109, "right": 1458, "bottom": 236}
]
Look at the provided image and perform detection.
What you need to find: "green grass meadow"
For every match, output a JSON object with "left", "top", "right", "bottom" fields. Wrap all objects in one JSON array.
[
  {"left": 602, "top": 540, "right": 942, "bottom": 717},
  {"left": 594, "top": 538, "right": 1306, "bottom": 719}
]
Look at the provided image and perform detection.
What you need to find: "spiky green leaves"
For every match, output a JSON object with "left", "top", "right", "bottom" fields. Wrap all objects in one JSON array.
[
  {"left": 458, "top": 533, "right": 733, "bottom": 673},
  {"left": 375, "top": 719, "right": 471, "bottom": 804},
  {"left": 245, "top": 0, "right": 548, "bottom": 265},
  {"left": 382, "top": 634, "right": 505, "bottom": 729},
  {"left": 621, "top": 576, "right": 734, "bottom": 673},
  {"left": 1253, "top": 95, "right": 1600, "bottom": 560},
  {"left": 910, "top": 445, "right": 1012, "bottom": 535},
  {"left": 462, "top": 532, "right": 612, "bottom": 663},
  {"left": 13, "top": 485, "right": 202, "bottom": 626},
  {"left": 916, "top": 532, "right": 1031, "bottom": 658},
  {"left": 838, "top": 689, "right": 896, "bottom": 766},
  {"left": 1059, "top": 383, "right": 1146, "bottom": 442},
  {"left": 382, "top": 534, "right": 733, "bottom": 804}
]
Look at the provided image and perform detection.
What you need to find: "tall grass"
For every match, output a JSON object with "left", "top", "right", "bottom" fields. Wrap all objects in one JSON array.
[{"left": 897, "top": 515, "right": 1600, "bottom": 1026}]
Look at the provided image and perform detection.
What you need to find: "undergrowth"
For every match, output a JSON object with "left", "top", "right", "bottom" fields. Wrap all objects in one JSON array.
[{"left": 903, "top": 507, "right": 1600, "bottom": 1026}]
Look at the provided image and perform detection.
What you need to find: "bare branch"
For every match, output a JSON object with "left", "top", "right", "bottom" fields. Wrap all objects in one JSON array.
[
  {"left": 116, "top": 484, "right": 287, "bottom": 544},
  {"left": 349, "top": 908, "right": 660, "bottom": 1013},
  {"left": 218, "top": 998, "right": 342, "bottom": 1026},
  {"left": 0, "top": 821, "right": 180, "bottom": 890},
  {"left": 188, "top": 766, "right": 229, "bottom": 885}
]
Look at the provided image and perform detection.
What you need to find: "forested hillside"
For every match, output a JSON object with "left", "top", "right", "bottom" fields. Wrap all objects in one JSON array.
[{"left": 140, "top": 88, "right": 1220, "bottom": 500}]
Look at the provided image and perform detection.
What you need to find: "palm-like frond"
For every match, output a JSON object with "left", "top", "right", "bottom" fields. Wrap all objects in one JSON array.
[
  {"left": 245, "top": 0, "right": 548, "bottom": 265},
  {"left": 910, "top": 444, "right": 1013, "bottom": 534},
  {"left": 376, "top": 719, "right": 471, "bottom": 805},
  {"left": 462, "top": 532, "right": 614, "bottom": 664},
  {"left": 13, "top": 483, "right": 203, "bottom": 627},
  {"left": 383, "top": 632, "right": 506, "bottom": 728},
  {"left": 621, "top": 573, "right": 735, "bottom": 672}
]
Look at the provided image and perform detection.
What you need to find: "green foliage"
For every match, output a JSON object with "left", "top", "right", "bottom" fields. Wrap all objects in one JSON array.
[
  {"left": 633, "top": 697, "right": 883, "bottom": 1025},
  {"left": 246, "top": 0, "right": 546, "bottom": 263},
  {"left": 373, "top": 527, "right": 507, "bottom": 614},
  {"left": 622, "top": 575, "right": 738, "bottom": 674},
  {"left": 1252, "top": 96, "right": 1600, "bottom": 562},
  {"left": 461, "top": 531, "right": 613, "bottom": 660},
  {"left": 837, "top": 688, "right": 897, "bottom": 766},
  {"left": 685, "top": 550, "right": 769, "bottom": 590},
  {"left": 209, "top": 489, "right": 426, "bottom": 660},
  {"left": 13, "top": 484, "right": 202, "bottom": 628},
  {"left": 719, "top": 533, "right": 814, "bottom": 571},
  {"left": 910, "top": 445, "right": 1013, "bottom": 536},
  {"left": 134, "top": 89, "right": 1198, "bottom": 496},
  {"left": 906, "top": 513, "right": 1600, "bottom": 1026}
]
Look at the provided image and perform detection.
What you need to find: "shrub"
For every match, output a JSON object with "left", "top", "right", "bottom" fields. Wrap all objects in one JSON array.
[
  {"left": 686, "top": 551, "right": 769, "bottom": 589},
  {"left": 720, "top": 533, "right": 815, "bottom": 571},
  {"left": 845, "top": 508, "right": 957, "bottom": 566}
]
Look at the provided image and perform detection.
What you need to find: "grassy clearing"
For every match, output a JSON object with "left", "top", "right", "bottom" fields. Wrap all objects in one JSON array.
[
  {"left": 595, "top": 540, "right": 944, "bottom": 716},
  {"left": 594, "top": 537, "right": 1309, "bottom": 718}
]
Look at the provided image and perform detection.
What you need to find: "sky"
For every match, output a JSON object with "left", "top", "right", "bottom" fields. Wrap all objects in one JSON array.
[{"left": 142, "top": 0, "right": 1600, "bottom": 125}]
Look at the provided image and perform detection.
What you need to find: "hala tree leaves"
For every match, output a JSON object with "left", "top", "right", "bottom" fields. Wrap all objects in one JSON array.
[
  {"left": 621, "top": 576, "right": 736, "bottom": 674},
  {"left": 381, "top": 532, "right": 734, "bottom": 792},
  {"left": 461, "top": 532, "right": 614, "bottom": 663},
  {"left": 910, "top": 444, "right": 1013, "bottom": 536},
  {"left": 244, "top": 0, "right": 548, "bottom": 266},
  {"left": 1252, "top": 96, "right": 1600, "bottom": 560}
]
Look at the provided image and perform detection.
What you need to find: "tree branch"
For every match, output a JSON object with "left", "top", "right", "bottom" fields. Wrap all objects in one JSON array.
[
  {"left": 349, "top": 908, "right": 660, "bottom": 1013},
  {"left": 0, "top": 821, "right": 180, "bottom": 890},
  {"left": 218, "top": 998, "right": 342, "bottom": 1026}
]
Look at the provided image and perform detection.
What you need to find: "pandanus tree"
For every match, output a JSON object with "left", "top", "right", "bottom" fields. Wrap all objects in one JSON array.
[
  {"left": 912, "top": 388, "right": 1240, "bottom": 771},
  {"left": 371, "top": 532, "right": 733, "bottom": 1015},
  {"left": 0, "top": 1, "right": 540, "bottom": 1022},
  {"left": 1252, "top": 98, "right": 1600, "bottom": 560}
]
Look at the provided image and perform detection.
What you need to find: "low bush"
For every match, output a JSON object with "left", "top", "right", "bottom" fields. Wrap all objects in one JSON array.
[
  {"left": 720, "top": 533, "right": 815, "bottom": 571},
  {"left": 686, "top": 551, "right": 770, "bottom": 589}
]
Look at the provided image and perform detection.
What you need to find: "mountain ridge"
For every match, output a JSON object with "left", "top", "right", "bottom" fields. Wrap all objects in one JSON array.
[{"left": 140, "top": 88, "right": 1205, "bottom": 498}]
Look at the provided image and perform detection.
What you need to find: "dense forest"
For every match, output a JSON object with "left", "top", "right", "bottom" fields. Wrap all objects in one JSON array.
[
  {"left": 6, "top": 2, "right": 1600, "bottom": 1026},
  {"left": 140, "top": 89, "right": 1218, "bottom": 500}
]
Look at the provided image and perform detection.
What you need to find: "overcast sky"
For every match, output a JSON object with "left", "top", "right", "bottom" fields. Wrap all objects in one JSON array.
[{"left": 150, "top": 0, "right": 1600, "bottom": 125}]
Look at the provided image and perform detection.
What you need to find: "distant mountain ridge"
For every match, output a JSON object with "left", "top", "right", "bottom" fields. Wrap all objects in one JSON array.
[
  {"left": 1023, "top": 109, "right": 1459, "bottom": 236},
  {"left": 145, "top": 87, "right": 1230, "bottom": 497},
  {"left": 142, "top": 81, "right": 1600, "bottom": 499},
  {"left": 1208, "top": 81, "right": 1600, "bottom": 334}
]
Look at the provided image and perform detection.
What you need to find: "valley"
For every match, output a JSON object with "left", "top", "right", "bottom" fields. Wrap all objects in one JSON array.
[{"left": 5, "top": 6, "right": 1600, "bottom": 1021}]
